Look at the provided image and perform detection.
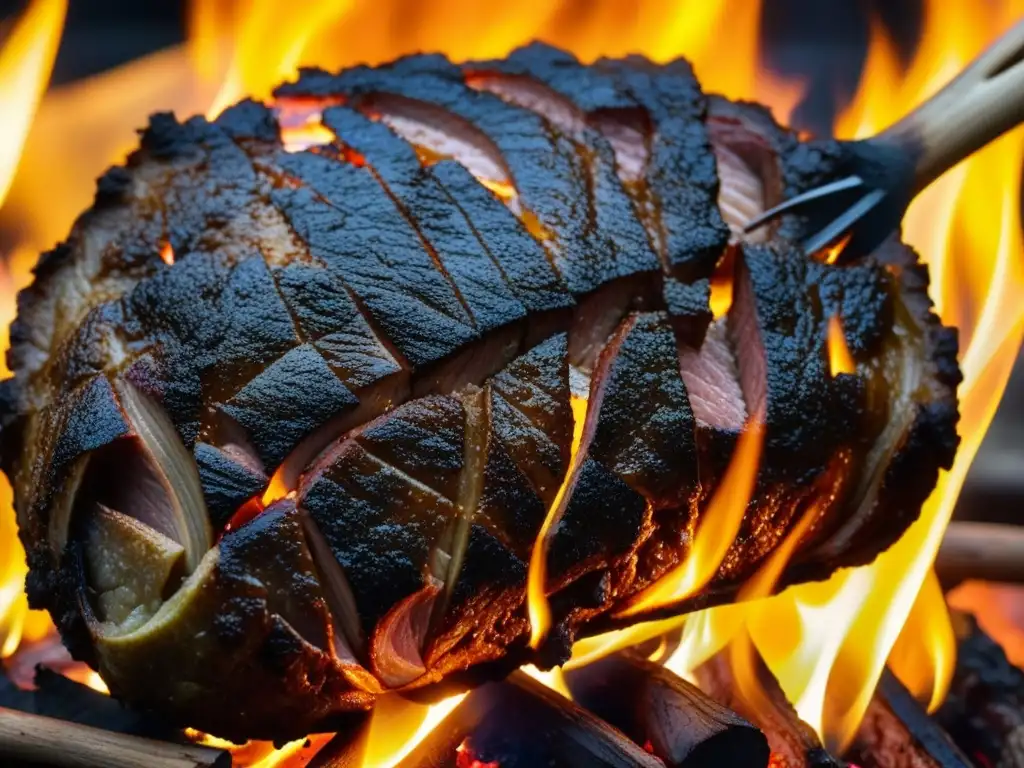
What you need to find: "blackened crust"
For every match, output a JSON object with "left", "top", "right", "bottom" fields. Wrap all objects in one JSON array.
[{"left": 1, "top": 43, "right": 961, "bottom": 742}]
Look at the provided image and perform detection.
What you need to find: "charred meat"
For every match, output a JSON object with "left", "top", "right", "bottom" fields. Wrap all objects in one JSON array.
[{"left": 0, "top": 43, "right": 959, "bottom": 740}]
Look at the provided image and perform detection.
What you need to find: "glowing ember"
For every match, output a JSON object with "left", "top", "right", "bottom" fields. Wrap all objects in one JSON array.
[
  {"left": 827, "top": 315, "right": 856, "bottom": 377},
  {"left": 455, "top": 739, "right": 500, "bottom": 768}
]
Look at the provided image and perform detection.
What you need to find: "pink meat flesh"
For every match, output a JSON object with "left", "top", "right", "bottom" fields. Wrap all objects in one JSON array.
[
  {"left": 370, "top": 582, "right": 440, "bottom": 688},
  {"left": 678, "top": 320, "right": 747, "bottom": 432}
]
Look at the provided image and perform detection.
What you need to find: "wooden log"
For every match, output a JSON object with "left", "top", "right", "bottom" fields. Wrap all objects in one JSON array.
[
  {"left": 935, "top": 611, "right": 1024, "bottom": 768},
  {"left": 935, "top": 521, "right": 1024, "bottom": 586},
  {"left": 564, "top": 649, "right": 770, "bottom": 767},
  {"left": 310, "top": 671, "right": 662, "bottom": 768},
  {"left": 0, "top": 706, "right": 229, "bottom": 768},
  {"left": 692, "top": 653, "right": 840, "bottom": 768},
  {"left": 848, "top": 670, "right": 971, "bottom": 768}
]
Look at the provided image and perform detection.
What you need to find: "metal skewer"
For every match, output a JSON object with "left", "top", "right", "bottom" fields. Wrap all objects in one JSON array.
[{"left": 746, "top": 18, "right": 1024, "bottom": 263}]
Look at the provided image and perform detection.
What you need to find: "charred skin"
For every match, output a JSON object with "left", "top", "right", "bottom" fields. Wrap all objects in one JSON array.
[{"left": 0, "top": 43, "right": 959, "bottom": 740}]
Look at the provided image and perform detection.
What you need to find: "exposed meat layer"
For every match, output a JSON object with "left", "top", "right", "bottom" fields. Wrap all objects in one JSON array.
[{"left": 0, "top": 44, "right": 959, "bottom": 741}]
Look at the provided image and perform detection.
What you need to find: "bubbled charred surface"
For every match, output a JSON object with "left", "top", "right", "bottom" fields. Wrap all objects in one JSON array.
[{"left": 0, "top": 41, "right": 961, "bottom": 741}]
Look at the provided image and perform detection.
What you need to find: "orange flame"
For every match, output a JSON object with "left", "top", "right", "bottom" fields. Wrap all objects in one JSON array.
[
  {"left": 159, "top": 241, "right": 175, "bottom": 266},
  {"left": 360, "top": 693, "right": 466, "bottom": 768},
  {"left": 745, "top": 2, "right": 1024, "bottom": 752},
  {"left": 527, "top": 393, "right": 588, "bottom": 649},
  {"left": 0, "top": 0, "right": 66, "bottom": 209},
  {"left": 827, "top": 315, "right": 856, "bottom": 377},
  {"left": 0, "top": 0, "right": 1021, "bottom": 764},
  {"left": 618, "top": 414, "right": 765, "bottom": 618}
]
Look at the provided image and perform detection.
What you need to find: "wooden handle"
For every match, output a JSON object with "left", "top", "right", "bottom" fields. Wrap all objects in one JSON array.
[
  {"left": 935, "top": 521, "right": 1024, "bottom": 585},
  {"left": 0, "top": 707, "right": 229, "bottom": 768},
  {"left": 880, "top": 18, "right": 1024, "bottom": 194}
]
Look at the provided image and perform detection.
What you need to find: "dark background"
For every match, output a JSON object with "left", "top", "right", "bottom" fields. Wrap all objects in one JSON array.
[{"left": 0, "top": 0, "right": 1020, "bottom": 524}]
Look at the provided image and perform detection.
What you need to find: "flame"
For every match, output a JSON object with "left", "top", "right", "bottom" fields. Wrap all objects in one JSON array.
[
  {"left": 618, "top": 413, "right": 765, "bottom": 618},
  {"left": 888, "top": 570, "right": 955, "bottom": 711},
  {"left": 522, "top": 664, "right": 574, "bottom": 699},
  {"left": 0, "top": 0, "right": 70, "bottom": 660},
  {"left": 261, "top": 467, "right": 292, "bottom": 507},
  {"left": 660, "top": 487, "right": 824, "bottom": 683},
  {"left": 827, "top": 315, "right": 856, "bottom": 377},
  {"left": 0, "top": 0, "right": 1021, "bottom": 764},
  {"left": 526, "top": 393, "right": 587, "bottom": 649},
  {"left": 0, "top": 0, "right": 65, "bottom": 209},
  {"left": 159, "top": 241, "right": 175, "bottom": 266},
  {"left": 948, "top": 581, "right": 1024, "bottom": 667},
  {"left": 738, "top": 2, "right": 1024, "bottom": 752},
  {"left": 360, "top": 693, "right": 466, "bottom": 768}
]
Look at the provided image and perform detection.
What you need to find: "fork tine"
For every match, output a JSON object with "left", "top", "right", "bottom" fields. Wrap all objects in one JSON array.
[
  {"left": 742, "top": 175, "right": 866, "bottom": 233},
  {"left": 800, "top": 188, "right": 887, "bottom": 256}
]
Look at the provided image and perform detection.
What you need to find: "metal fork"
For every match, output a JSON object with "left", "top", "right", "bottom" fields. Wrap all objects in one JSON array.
[{"left": 744, "top": 18, "right": 1024, "bottom": 264}]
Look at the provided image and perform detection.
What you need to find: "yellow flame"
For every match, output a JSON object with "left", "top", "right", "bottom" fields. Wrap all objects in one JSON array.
[
  {"left": 618, "top": 414, "right": 764, "bottom": 618},
  {"left": 661, "top": 493, "right": 823, "bottom": 682},
  {"left": 0, "top": 0, "right": 1020, "bottom": 760},
  {"left": 196, "top": 0, "right": 356, "bottom": 118},
  {"left": 522, "top": 664, "right": 574, "bottom": 699},
  {"left": 0, "top": 0, "right": 66, "bottom": 209},
  {"left": 527, "top": 393, "right": 587, "bottom": 649},
  {"left": 261, "top": 467, "right": 293, "bottom": 507},
  {"left": 745, "top": 2, "right": 1024, "bottom": 752},
  {"left": 566, "top": 615, "right": 685, "bottom": 670},
  {"left": 827, "top": 315, "right": 855, "bottom": 377},
  {"left": 360, "top": 693, "right": 466, "bottom": 768},
  {"left": 888, "top": 569, "right": 955, "bottom": 712}
]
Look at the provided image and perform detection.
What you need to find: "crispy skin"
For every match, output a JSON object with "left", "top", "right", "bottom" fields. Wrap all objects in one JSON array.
[{"left": 0, "top": 45, "right": 959, "bottom": 739}]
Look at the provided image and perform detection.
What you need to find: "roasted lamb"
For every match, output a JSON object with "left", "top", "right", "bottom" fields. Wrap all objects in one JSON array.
[{"left": 0, "top": 43, "right": 960, "bottom": 740}]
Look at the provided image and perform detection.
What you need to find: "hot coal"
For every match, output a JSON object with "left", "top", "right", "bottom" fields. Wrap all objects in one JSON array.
[
  {"left": 849, "top": 671, "right": 971, "bottom": 768},
  {"left": 936, "top": 612, "right": 1024, "bottom": 768}
]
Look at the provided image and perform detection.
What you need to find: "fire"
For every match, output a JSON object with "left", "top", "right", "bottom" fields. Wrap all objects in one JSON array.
[
  {"left": 827, "top": 315, "right": 856, "bottom": 377},
  {"left": 527, "top": 393, "right": 588, "bottom": 649},
  {"left": 0, "top": 0, "right": 68, "bottom": 663},
  {"left": 522, "top": 664, "right": 573, "bottom": 699},
  {"left": 0, "top": 0, "right": 1021, "bottom": 765},
  {"left": 0, "top": 0, "right": 65, "bottom": 208},
  {"left": 745, "top": 2, "right": 1024, "bottom": 752},
  {"left": 159, "top": 241, "right": 175, "bottom": 266},
  {"left": 360, "top": 693, "right": 466, "bottom": 768},
  {"left": 618, "top": 413, "right": 765, "bottom": 617}
]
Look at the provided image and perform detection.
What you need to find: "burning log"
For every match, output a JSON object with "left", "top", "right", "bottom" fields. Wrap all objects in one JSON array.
[
  {"left": 692, "top": 653, "right": 840, "bottom": 768},
  {"left": 311, "top": 671, "right": 663, "bottom": 768},
  {"left": 848, "top": 671, "right": 971, "bottom": 768},
  {"left": 563, "top": 649, "right": 770, "bottom": 767},
  {"left": 0, "top": 706, "right": 229, "bottom": 768},
  {"left": 935, "top": 521, "right": 1024, "bottom": 587},
  {"left": 935, "top": 612, "right": 1024, "bottom": 768}
]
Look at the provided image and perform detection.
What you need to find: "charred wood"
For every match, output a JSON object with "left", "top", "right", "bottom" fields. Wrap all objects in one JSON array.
[
  {"left": 848, "top": 670, "right": 970, "bottom": 768},
  {"left": 935, "top": 521, "right": 1024, "bottom": 588},
  {"left": 692, "top": 653, "right": 841, "bottom": 768},
  {"left": 936, "top": 612, "right": 1024, "bottom": 768},
  {"left": 564, "top": 649, "right": 770, "bottom": 767},
  {"left": 311, "top": 671, "right": 662, "bottom": 768},
  {"left": 0, "top": 706, "right": 229, "bottom": 768}
]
